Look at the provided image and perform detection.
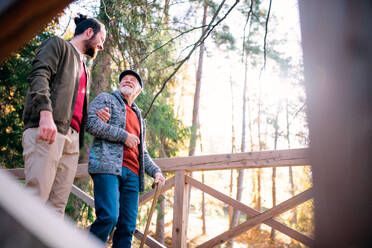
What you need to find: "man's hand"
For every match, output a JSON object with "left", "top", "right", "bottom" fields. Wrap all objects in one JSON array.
[
  {"left": 96, "top": 107, "right": 110, "bottom": 123},
  {"left": 39, "top": 110, "right": 57, "bottom": 144},
  {"left": 154, "top": 172, "right": 165, "bottom": 187},
  {"left": 124, "top": 133, "right": 140, "bottom": 148}
]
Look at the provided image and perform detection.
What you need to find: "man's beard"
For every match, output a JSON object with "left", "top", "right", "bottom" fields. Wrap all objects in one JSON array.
[
  {"left": 119, "top": 85, "right": 133, "bottom": 96},
  {"left": 84, "top": 38, "right": 97, "bottom": 59}
]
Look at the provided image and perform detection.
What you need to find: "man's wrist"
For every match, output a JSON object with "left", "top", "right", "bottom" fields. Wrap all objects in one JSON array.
[{"left": 40, "top": 110, "right": 53, "bottom": 118}]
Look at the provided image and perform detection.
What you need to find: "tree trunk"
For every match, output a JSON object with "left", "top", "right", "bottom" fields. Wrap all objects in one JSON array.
[
  {"left": 286, "top": 98, "right": 297, "bottom": 226},
  {"left": 252, "top": 70, "right": 263, "bottom": 234},
  {"left": 188, "top": 0, "right": 208, "bottom": 229},
  {"left": 155, "top": 195, "right": 165, "bottom": 244},
  {"left": 90, "top": 0, "right": 114, "bottom": 99},
  {"left": 227, "top": 42, "right": 248, "bottom": 248},
  {"left": 270, "top": 104, "right": 280, "bottom": 242},
  {"left": 229, "top": 75, "right": 236, "bottom": 226},
  {"left": 163, "top": 0, "right": 170, "bottom": 27},
  {"left": 201, "top": 171, "right": 206, "bottom": 235},
  {"left": 189, "top": 0, "right": 208, "bottom": 157}
]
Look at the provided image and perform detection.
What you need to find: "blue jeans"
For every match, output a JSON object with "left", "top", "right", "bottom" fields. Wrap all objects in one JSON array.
[{"left": 90, "top": 167, "right": 139, "bottom": 248}]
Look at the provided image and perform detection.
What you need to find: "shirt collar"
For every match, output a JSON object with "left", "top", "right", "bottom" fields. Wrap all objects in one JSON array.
[{"left": 70, "top": 42, "right": 84, "bottom": 61}]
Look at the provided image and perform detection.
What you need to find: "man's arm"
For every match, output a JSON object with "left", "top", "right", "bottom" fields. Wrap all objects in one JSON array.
[
  {"left": 86, "top": 93, "right": 129, "bottom": 143},
  {"left": 28, "top": 37, "right": 61, "bottom": 115},
  {"left": 143, "top": 148, "right": 165, "bottom": 185},
  {"left": 28, "top": 37, "right": 62, "bottom": 144}
]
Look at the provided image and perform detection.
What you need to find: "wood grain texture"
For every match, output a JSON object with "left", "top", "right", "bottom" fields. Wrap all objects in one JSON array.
[
  {"left": 0, "top": 0, "right": 73, "bottom": 63},
  {"left": 186, "top": 176, "right": 314, "bottom": 247},
  {"left": 197, "top": 188, "right": 313, "bottom": 247},
  {"left": 172, "top": 171, "right": 189, "bottom": 248}
]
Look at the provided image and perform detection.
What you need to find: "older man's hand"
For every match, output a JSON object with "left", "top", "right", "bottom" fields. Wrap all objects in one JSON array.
[
  {"left": 96, "top": 107, "right": 110, "bottom": 123},
  {"left": 125, "top": 133, "right": 140, "bottom": 148},
  {"left": 154, "top": 172, "right": 165, "bottom": 187}
]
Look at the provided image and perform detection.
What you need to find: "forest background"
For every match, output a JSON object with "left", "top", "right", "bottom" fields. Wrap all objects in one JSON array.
[{"left": 0, "top": 0, "right": 312, "bottom": 247}]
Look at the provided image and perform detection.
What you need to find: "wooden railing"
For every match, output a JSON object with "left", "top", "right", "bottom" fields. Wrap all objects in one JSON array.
[{"left": 6, "top": 148, "right": 313, "bottom": 247}]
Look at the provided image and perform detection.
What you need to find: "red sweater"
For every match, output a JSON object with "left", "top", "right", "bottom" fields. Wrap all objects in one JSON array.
[
  {"left": 122, "top": 103, "right": 140, "bottom": 175},
  {"left": 70, "top": 60, "right": 86, "bottom": 132}
]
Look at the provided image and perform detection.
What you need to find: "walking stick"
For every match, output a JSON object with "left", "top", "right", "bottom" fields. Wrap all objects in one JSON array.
[{"left": 139, "top": 182, "right": 162, "bottom": 248}]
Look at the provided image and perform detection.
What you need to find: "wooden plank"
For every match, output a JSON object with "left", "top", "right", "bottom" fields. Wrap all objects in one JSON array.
[
  {"left": 3, "top": 149, "right": 310, "bottom": 178},
  {"left": 154, "top": 148, "right": 309, "bottom": 172},
  {"left": 0, "top": 170, "right": 103, "bottom": 247},
  {"left": 186, "top": 176, "right": 314, "bottom": 247},
  {"left": 134, "top": 229, "right": 166, "bottom": 248},
  {"left": 172, "top": 171, "right": 189, "bottom": 248},
  {"left": 139, "top": 176, "right": 175, "bottom": 206},
  {"left": 299, "top": 1, "right": 372, "bottom": 246},
  {"left": 0, "top": 0, "right": 74, "bottom": 63},
  {"left": 75, "top": 163, "right": 89, "bottom": 178},
  {"left": 197, "top": 188, "right": 314, "bottom": 247},
  {"left": 5, "top": 163, "right": 89, "bottom": 180},
  {"left": 5, "top": 168, "right": 25, "bottom": 180},
  {"left": 71, "top": 184, "right": 94, "bottom": 207}
]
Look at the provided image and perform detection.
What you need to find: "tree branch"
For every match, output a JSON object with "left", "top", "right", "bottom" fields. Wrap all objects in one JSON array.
[
  {"left": 144, "top": 0, "right": 240, "bottom": 118},
  {"left": 242, "top": 0, "right": 254, "bottom": 59},
  {"left": 138, "top": 25, "right": 207, "bottom": 65},
  {"left": 259, "top": 0, "right": 272, "bottom": 77}
]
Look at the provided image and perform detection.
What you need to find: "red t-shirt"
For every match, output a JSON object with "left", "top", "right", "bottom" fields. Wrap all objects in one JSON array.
[
  {"left": 70, "top": 60, "right": 86, "bottom": 132},
  {"left": 123, "top": 103, "right": 140, "bottom": 175}
]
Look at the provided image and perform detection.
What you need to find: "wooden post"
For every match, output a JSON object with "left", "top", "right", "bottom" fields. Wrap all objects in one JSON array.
[
  {"left": 299, "top": 1, "right": 372, "bottom": 247},
  {"left": 172, "top": 170, "right": 189, "bottom": 248}
]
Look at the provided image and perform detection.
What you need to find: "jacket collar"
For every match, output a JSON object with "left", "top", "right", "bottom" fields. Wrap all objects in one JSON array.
[{"left": 112, "top": 90, "right": 140, "bottom": 112}]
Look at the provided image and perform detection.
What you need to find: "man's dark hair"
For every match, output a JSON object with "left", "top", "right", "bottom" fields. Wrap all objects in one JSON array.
[{"left": 74, "top": 13, "right": 104, "bottom": 37}]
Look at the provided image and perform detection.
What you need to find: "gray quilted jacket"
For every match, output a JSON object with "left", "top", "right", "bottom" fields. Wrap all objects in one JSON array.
[{"left": 86, "top": 90, "right": 161, "bottom": 192}]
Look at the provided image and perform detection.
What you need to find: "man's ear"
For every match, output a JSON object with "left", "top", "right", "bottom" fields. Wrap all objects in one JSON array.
[
  {"left": 134, "top": 86, "right": 142, "bottom": 97},
  {"left": 85, "top": 28, "right": 94, "bottom": 39}
]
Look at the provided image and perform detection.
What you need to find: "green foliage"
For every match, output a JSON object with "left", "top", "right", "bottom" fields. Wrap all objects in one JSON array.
[
  {"left": 0, "top": 31, "right": 54, "bottom": 169},
  {"left": 212, "top": 25, "right": 236, "bottom": 51},
  {"left": 96, "top": 0, "right": 190, "bottom": 160}
]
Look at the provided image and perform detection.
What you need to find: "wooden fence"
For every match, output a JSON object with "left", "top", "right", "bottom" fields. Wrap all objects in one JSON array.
[{"left": 6, "top": 148, "right": 313, "bottom": 247}]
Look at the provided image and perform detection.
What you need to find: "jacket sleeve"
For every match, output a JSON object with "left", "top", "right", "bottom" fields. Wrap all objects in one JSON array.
[
  {"left": 141, "top": 119, "right": 161, "bottom": 177},
  {"left": 27, "top": 37, "right": 62, "bottom": 114},
  {"left": 143, "top": 148, "right": 162, "bottom": 178},
  {"left": 86, "top": 93, "right": 129, "bottom": 143}
]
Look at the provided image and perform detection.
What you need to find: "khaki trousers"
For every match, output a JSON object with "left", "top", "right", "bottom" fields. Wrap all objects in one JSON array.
[{"left": 22, "top": 127, "right": 79, "bottom": 216}]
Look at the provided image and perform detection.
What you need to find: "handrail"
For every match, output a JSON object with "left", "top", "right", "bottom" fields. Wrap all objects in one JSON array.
[
  {"left": 2, "top": 148, "right": 312, "bottom": 248},
  {"left": 6, "top": 148, "right": 310, "bottom": 179}
]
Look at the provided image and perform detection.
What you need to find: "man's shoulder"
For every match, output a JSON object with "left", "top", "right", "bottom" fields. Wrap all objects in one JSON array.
[
  {"left": 41, "top": 36, "right": 67, "bottom": 46},
  {"left": 96, "top": 91, "right": 114, "bottom": 99},
  {"left": 92, "top": 92, "right": 115, "bottom": 104},
  {"left": 39, "top": 36, "right": 70, "bottom": 52}
]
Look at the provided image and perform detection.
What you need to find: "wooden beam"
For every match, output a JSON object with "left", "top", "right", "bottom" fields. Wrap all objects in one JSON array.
[
  {"left": 0, "top": 171, "right": 103, "bottom": 247},
  {"left": 299, "top": 1, "right": 372, "bottom": 246},
  {"left": 139, "top": 177, "right": 175, "bottom": 206},
  {"left": 186, "top": 176, "right": 314, "bottom": 247},
  {"left": 0, "top": 0, "right": 74, "bottom": 63},
  {"left": 5, "top": 163, "right": 89, "bottom": 180},
  {"left": 71, "top": 184, "right": 94, "bottom": 207},
  {"left": 134, "top": 229, "right": 166, "bottom": 248},
  {"left": 5, "top": 167, "right": 25, "bottom": 180},
  {"left": 197, "top": 188, "right": 313, "bottom": 247},
  {"left": 155, "top": 148, "right": 309, "bottom": 172},
  {"left": 75, "top": 163, "right": 89, "bottom": 178},
  {"left": 172, "top": 171, "right": 189, "bottom": 248},
  {"left": 4, "top": 148, "right": 310, "bottom": 177}
]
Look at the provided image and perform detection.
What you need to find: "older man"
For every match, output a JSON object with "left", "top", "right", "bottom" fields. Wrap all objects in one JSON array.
[{"left": 86, "top": 70, "right": 165, "bottom": 247}]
